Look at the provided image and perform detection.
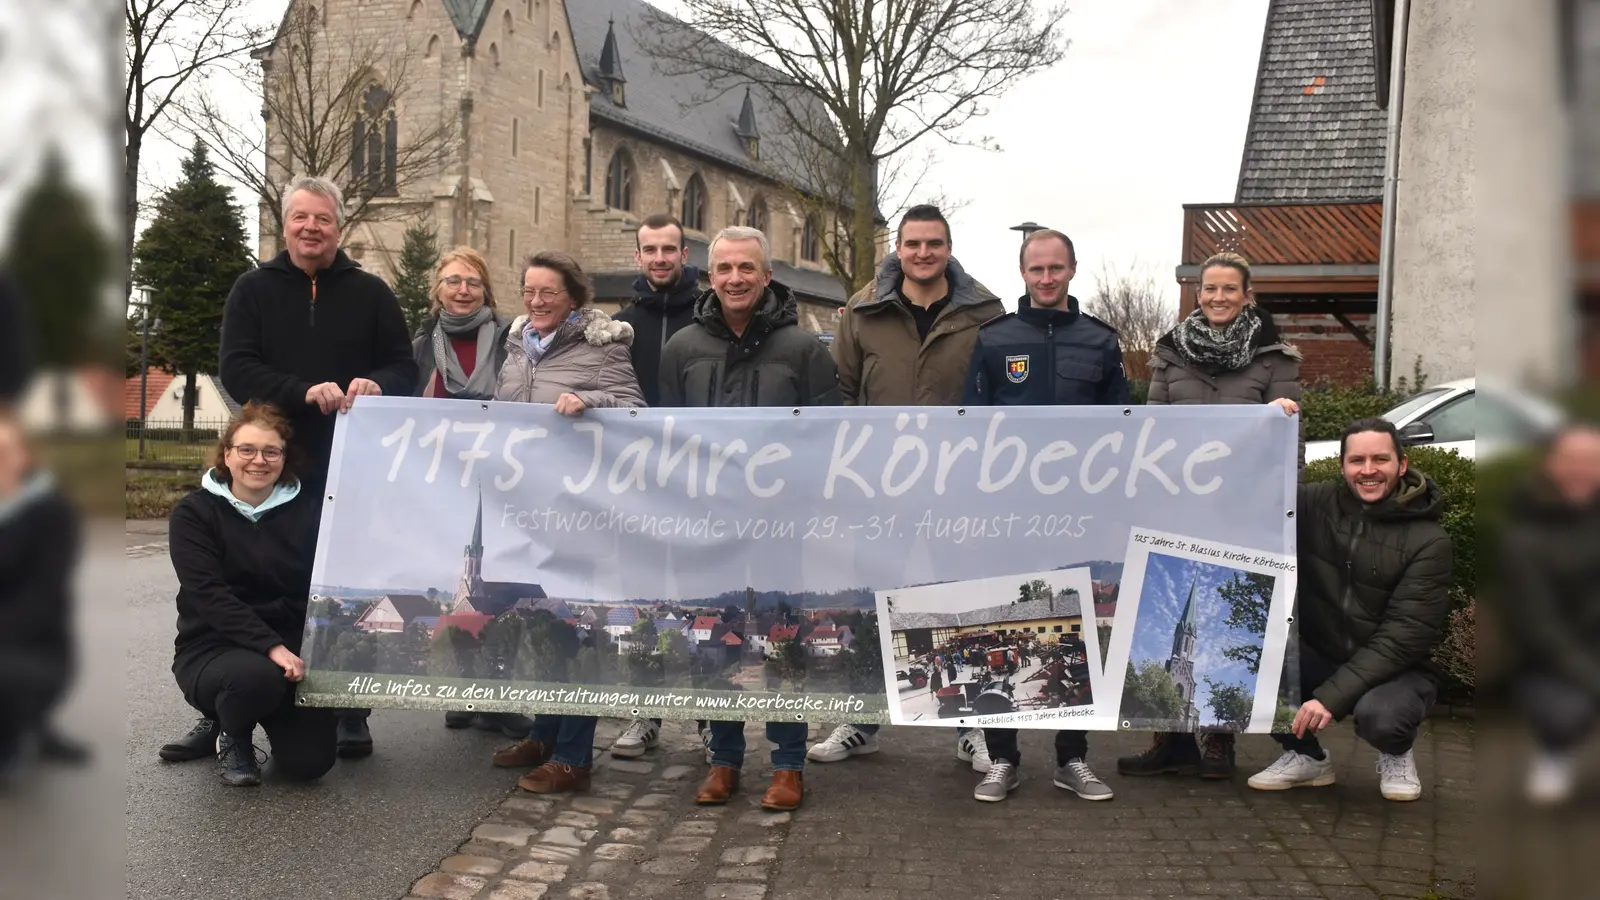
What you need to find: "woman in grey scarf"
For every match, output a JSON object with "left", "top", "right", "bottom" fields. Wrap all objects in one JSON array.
[
  {"left": 410, "top": 248, "right": 530, "bottom": 737},
  {"left": 411, "top": 247, "right": 514, "bottom": 402}
]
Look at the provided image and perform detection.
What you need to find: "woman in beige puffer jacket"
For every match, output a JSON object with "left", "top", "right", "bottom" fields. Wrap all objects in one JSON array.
[
  {"left": 486, "top": 250, "right": 643, "bottom": 798},
  {"left": 493, "top": 251, "right": 646, "bottom": 410}
]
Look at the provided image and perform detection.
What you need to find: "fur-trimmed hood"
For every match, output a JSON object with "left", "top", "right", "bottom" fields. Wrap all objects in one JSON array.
[{"left": 508, "top": 306, "right": 635, "bottom": 351}]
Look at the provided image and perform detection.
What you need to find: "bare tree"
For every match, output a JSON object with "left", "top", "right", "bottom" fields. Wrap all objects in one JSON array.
[
  {"left": 125, "top": 0, "right": 265, "bottom": 280},
  {"left": 178, "top": 3, "right": 458, "bottom": 251},
  {"left": 1083, "top": 260, "right": 1174, "bottom": 382},
  {"left": 635, "top": 0, "right": 1066, "bottom": 294}
]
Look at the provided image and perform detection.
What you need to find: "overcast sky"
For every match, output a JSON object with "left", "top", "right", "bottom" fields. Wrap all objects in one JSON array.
[{"left": 124, "top": 0, "right": 1267, "bottom": 309}]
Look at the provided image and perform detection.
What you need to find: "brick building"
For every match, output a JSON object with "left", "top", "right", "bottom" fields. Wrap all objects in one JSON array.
[{"left": 255, "top": 0, "right": 857, "bottom": 330}]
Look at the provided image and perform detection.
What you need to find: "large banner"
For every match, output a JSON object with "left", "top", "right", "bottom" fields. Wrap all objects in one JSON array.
[{"left": 299, "top": 398, "right": 1299, "bottom": 732}]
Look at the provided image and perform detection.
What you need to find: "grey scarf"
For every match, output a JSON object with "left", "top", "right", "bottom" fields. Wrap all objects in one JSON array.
[
  {"left": 431, "top": 306, "right": 499, "bottom": 399},
  {"left": 1171, "top": 306, "right": 1262, "bottom": 373}
]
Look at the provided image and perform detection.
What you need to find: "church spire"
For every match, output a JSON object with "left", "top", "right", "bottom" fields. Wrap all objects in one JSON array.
[
  {"left": 735, "top": 86, "right": 760, "bottom": 158},
  {"left": 1171, "top": 577, "right": 1198, "bottom": 657},
  {"left": 466, "top": 482, "right": 483, "bottom": 560}
]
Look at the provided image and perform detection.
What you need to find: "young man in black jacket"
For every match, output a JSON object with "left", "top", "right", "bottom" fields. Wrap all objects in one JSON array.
[
  {"left": 163, "top": 176, "right": 413, "bottom": 763},
  {"left": 1248, "top": 417, "right": 1451, "bottom": 802},
  {"left": 609, "top": 214, "right": 700, "bottom": 760},
  {"left": 962, "top": 229, "right": 1128, "bottom": 804}
]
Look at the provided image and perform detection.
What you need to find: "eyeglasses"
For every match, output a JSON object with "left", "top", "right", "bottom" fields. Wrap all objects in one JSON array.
[
  {"left": 441, "top": 275, "right": 485, "bottom": 290},
  {"left": 521, "top": 288, "right": 567, "bottom": 301},
  {"left": 229, "top": 444, "right": 284, "bottom": 462}
]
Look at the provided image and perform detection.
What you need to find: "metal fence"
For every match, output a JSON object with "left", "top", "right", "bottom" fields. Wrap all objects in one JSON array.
[{"left": 125, "top": 419, "right": 230, "bottom": 465}]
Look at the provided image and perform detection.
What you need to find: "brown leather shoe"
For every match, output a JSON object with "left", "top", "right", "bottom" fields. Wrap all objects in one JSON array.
[
  {"left": 518, "top": 761, "right": 591, "bottom": 793},
  {"left": 492, "top": 739, "right": 551, "bottom": 769},
  {"left": 695, "top": 766, "right": 740, "bottom": 804},
  {"left": 761, "top": 769, "right": 804, "bottom": 811}
]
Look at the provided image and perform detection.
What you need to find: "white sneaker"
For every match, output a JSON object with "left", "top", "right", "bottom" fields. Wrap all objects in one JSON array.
[
  {"left": 956, "top": 729, "right": 992, "bottom": 773},
  {"left": 1527, "top": 751, "right": 1577, "bottom": 806},
  {"left": 1247, "top": 749, "right": 1337, "bottom": 791},
  {"left": 1377, "top": 750, "right": 1421, "bottom": 801},
  {"left": 611, "top": 718, "right": 659, "bottom": 759},
  {"left": 807, "top": 724, "right": 880, "bottom": 762},
  {"left": 973, "top": 759, "right": 1018, "bottom": 802}
]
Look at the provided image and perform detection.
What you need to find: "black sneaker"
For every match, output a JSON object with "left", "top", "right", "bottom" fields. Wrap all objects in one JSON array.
[
  {"left": 37, "top": 727, "right": 90, "bottom": 766},
  {"left": 336, "top": 713, "right": 374, "bottom": 759},
  {"left": 444, "top": 710, "right": 474, "bottom": 729},
  {"left": 1115, "top": 732, "right": 1200, "bottom": 776},
  {"left": 216, "top": 735, "right": 262, "bottom": 787},
  {"left": 159, "top": 717, "right": 220, "bottom": 763},
  {"left": 1199, "top": 732, "right": 1236, "bottom": 780}
]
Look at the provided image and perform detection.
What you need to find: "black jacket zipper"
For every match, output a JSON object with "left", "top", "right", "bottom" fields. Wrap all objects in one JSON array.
[
  {"left": 309, "top": 275, "right": 318, "bottom": 327},
  {"left": 1047, "top": 322, "right": 1056, "bottom": 402},
  {"left": 1339, "top": 519, "right": 1366, "bottom": 656}
]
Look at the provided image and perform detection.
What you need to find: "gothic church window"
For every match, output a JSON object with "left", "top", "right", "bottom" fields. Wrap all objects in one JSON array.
[
  {"left": 681, "top": 173, "right": 707, "bottom": 233},
  {"left": 801, "top": 213, "right": 821, "bottom": 262},
  {"left": 604, "top": 148, "right": 635, "bottom": 212},
  {"left": 745, "top": 194, "right": 768, "bottom": 232},
  {"left": 351, "top": 84, "right": 397, "bottom": 197}
]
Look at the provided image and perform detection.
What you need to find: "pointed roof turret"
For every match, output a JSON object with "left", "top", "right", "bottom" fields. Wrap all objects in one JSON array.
[
  {"left": 735, "top": 87, "right": 759, "bottom": 139},
  {"left": 598, "top": 16, "right": 626, "bottom": 83}
]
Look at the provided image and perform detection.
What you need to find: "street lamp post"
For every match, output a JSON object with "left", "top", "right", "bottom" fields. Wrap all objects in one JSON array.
[
  {"left": 135, "top": 286, "right": 154, "bottom": 461},
  {"left": 1009, "top": 221, "right": 1047, "bottom": 245}
]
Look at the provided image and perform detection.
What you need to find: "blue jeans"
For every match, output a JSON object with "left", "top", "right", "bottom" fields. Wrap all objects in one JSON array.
[
  {"left": 707, "top": 720, "right": 808, "bottom": 771},
  {"left": 530, "top": 715, "right": 598, "bottom": 768}
]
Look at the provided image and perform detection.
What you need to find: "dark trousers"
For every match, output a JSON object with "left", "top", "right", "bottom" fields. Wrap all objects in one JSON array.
[
  {"left": 182, "top": 648, "right": 337, "bottom": 780},
  {"left": 983, "top": 729, "right": 1088, "bottom": 767},
  {"left": 1274, "top": 641, "right": 1436, "bottom": 758},
  {"left": 1516, "top": 670, "right": 1600, "bottom": 753},
  {"left": 0, "top": 660, "right": 66, "bottom": 762}
]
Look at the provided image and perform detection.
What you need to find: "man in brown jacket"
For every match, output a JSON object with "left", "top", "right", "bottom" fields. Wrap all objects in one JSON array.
[{"left": 808, "top": 205, "right": 1004, "bottom": 768}]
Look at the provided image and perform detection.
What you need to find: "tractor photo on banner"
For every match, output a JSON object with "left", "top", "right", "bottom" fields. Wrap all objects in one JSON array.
[{"left": 296, "top": 399, "right": 1299, "bottom": 732}]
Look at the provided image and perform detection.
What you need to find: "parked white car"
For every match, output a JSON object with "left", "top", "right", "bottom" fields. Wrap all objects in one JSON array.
[{"left": 1303, "top": 377, "right": 1563, "bottom": 464}]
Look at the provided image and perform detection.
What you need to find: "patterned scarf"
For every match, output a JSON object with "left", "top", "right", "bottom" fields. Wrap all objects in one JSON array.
[
  {"left": 1171, "top": 306, "right": 1262, "bottom": 373},
  {"left": 430, "top": 306, "right": 498, "bottom": 399}
]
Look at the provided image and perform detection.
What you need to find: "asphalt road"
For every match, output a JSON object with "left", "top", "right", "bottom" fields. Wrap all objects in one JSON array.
[{"left": 122, "top": 523, "right": 523, "bottom": 900}]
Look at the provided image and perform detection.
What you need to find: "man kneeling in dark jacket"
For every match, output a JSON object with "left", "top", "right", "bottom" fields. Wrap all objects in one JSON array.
[{"left": 1249, "top": 417, "right": 1452, "bottom": 802}]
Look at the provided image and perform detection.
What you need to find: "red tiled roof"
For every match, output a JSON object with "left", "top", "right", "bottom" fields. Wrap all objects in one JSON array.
[
  {"left": 125, "top": 369, "right": 175, "bottom": 420},
  {"left": 720, "top": 632, "right": 743, "bottom": 645},
  {"left": 691, "top": 616, "right": 720, "bottom": 631},
  {"left": 436, "top": 612, "right": 494, "bottom": 638},
  {"left": 769, "top": 625, "right": 800, "bottom": 642}
]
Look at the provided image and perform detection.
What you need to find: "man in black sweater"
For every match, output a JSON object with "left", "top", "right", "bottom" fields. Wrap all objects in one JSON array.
[
  {"left": 157, "top": 177, "right": 413, "bottom": 763},
  {"left": 219, "top": 177, "right": 416, "bottom": 498}
]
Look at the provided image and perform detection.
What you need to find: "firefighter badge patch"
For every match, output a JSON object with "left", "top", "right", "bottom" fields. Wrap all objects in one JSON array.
[{"left": 1005, "top": 355, "right": 1029, "bottom": 383}]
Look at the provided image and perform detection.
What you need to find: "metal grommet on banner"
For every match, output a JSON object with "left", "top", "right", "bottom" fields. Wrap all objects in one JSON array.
[
  {"left": 1285, "top": 616, "right": 1295, "bottom": 625},
  {"left": 629, "top": 409, "right": 638, "bottom": 417},
  {"left": 630, "top": 708, "right": 640, "bottom": 716},
  {"left": 793, "top": 713, "right": 804, "bottom": 721},
  {"left": 1121, "top": 720, "right": 1131, "bottom": 729},
  {"left": 791, "top": 408, "right": 801, "bottom": 416},
  {"left": 298, "top": 697, "right": 307, "bottom": 705},
  {"left": 464, "top": 704, "right": 475, "bottom": 711},
  {"left": 956, "top": 408, "right": 965, "bottom": 416},
  {"left": 1123, "top": 408, "right": 1132, "bottom": 416},
  {"left": 326, "top": 494, "right": 335, "bottom": 502},
  {"left": 481, "top": 403, "right": 490, "bottom": 410},
  {"left": 1286, "top": 510, "right": 1295, "bottom": 518}
]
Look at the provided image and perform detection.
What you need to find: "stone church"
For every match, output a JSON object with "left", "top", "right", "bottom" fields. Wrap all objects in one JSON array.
[{"left": 256, "top": 0, "right": 869, "bottom": 332}]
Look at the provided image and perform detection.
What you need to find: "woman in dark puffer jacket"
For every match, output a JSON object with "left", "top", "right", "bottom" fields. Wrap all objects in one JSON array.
[{"left": 1116, "top": 252, "right": 1302, "bottom": 782}]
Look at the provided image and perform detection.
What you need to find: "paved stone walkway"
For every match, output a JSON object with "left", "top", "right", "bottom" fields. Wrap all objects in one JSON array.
[{"left": 400, "top": 716, "right": 1474, "bottom": 900}]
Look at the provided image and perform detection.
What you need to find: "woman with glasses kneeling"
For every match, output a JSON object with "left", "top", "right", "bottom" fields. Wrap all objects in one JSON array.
[
  {"left": 168, "top": 403, "right": 336, "bottom": 786},
  {"left": 489, "top": 250, "right": 646, "bottom": 794}
]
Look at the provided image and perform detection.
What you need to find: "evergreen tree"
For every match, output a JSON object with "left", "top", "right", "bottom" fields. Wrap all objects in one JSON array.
[
  {"left": 394, "top": 221, "right": 440, "bottom": 334},
  {"left": 130, "top": 141, "right": 254, "bottom": 430}
]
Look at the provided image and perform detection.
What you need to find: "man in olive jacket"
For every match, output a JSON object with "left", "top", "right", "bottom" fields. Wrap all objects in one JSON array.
[
  {"left": 1249, "top": 417, "right": 1452, "bottom": 802},
  {"left": 811, "top": 204, "right": 1003, "bottom": 767}
]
